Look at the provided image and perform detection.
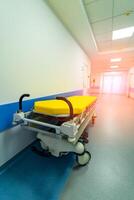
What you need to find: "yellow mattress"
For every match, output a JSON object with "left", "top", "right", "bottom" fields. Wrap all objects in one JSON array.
[{"left": 34, "top": 96, "right": 97, "bottom": 116}]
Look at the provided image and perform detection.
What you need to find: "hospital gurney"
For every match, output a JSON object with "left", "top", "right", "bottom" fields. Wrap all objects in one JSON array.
[{"left": 13, "top": 94, "right": 97, "bottom": 166}]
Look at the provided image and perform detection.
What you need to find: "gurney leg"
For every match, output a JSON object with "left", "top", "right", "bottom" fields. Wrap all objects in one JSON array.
[
  {"left": 80, "top": 130, "right": 89, "bottom": 144},
  {"left": 36, "top": 132, "right": 91, "bottom": 166},
  {"left": 37, "top": 132, "right": 86, "bottom": 155}
]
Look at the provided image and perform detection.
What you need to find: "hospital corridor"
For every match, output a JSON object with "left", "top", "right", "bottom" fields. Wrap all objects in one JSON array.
[{"left": 0, "top": 0, "right": 134, "bottom": 200}]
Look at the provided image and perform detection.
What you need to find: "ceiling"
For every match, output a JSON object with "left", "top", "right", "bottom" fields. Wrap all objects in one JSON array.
[
  {"left": 91, "top": 50, "right": 134, "bottom": 72},
  {"left": 84, "top": 0, "right": 134, "bottom": 52},
  {"left": 47, "top": 0, "right": 134, "bottom": 72}
]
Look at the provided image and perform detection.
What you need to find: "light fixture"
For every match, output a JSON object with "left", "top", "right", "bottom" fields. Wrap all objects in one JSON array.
[
  {"left": 110, "top": 65, "right": 119, "bottom": 68},
  {"left": 110, "top": 58, "right": 122, "bottom": 62},
  {"left": 112, "top": 26, "right": 134, "bottom": 40}
]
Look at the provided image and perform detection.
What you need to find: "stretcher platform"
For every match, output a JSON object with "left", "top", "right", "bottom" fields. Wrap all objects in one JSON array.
[{"left": 34, "top": 96, "right": 97, "bottom": 116}]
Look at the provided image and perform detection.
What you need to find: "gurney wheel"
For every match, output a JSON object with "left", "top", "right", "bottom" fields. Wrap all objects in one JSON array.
[{"left": 76, "top": 151, "right": 91, "bottom": 166}]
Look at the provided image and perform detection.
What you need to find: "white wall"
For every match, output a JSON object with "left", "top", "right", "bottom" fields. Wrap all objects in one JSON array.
[
  {"left": 0, "top": 0, "right": 90, "bottom": 104},
  {"left": 0, "top": 0, "right": 91, "bottom": 166}
]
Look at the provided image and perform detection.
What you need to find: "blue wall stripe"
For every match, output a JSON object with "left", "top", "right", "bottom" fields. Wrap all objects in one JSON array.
[{"left": 0, "top": 90, "right": 83, "bottom": 132}]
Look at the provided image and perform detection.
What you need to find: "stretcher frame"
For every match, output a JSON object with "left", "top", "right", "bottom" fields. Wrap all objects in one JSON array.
[{"left": 13, "top": 94, "right": 97, "bottom": 166}]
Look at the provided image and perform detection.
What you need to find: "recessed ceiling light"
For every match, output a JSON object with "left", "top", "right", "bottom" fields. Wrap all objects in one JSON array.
[
  {"left": 110, "top": 65, "right": 119, "bottom": 68},
  {"left": 110, "top": 58, "right": 122, "bottom": 62},
  {"left": 112, "top": 26, "right": 134, "bottom": 40}
]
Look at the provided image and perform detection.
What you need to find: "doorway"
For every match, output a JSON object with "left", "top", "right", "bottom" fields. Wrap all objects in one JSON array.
[
  {"left": 102, "top": 74, "right": 122, "bottom": 94},
  {"left": 82, "top": 64, "right": 90, "bottom": 95},
  {"left": 128, "top": 73, "right": 134, "bottom": 97}
]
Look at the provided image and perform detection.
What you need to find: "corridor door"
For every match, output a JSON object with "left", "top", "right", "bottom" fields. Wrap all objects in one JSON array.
[
  {"left": 102, "top": 74, "right": 122, "bottom": 94},
  {"left": 128, "top": 73, "right": 134, "bottom": 98}
]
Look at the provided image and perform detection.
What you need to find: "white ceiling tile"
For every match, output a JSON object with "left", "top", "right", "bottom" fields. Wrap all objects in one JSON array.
[
  {"left": 112, "top": 38, "right": 130, "bottom": 50},
  {"left": 98, "top": 41, "right": 112, "bottom": 51},
  {"left": 92, "top": 18, "right": 112, "bottom": 35},
  {"left": 128, "top": 36, "right": 134, "bottom": 48},
  {"left": 84, "top": 0, "right": 97, "bottom": 4},
  {"left": 113, "top": 13, "right": 134, "bottom": 30},
  {"left": 86, "top": 0, "right": 113, "bottom": 23},
  {"left": 114, "top": 0, "right": 134, "bottom": 16},
  {"left": 95, "top": 32, "right": 112, "bottom": 43}
]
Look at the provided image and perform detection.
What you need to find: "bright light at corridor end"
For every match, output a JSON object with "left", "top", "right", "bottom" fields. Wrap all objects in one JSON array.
[
  {"left": 110, "top": 65, "right": 119, "bottom": 69},
  {"left": 112, "top": 26, "right": 134, "bottom": 40},
  {"left": 110, "top": 58, "right": 122, "bottom": 62}
]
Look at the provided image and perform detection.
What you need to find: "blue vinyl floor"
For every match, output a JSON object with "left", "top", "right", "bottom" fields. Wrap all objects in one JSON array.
[
  {"left": 0, "top": 146, "right": 75, "bottom": 200},
  {"left": 61, "top": 95, "right": 134, "bottom": 200}
]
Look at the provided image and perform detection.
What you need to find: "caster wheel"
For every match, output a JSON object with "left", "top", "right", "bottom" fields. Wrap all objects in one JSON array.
[
  {"left": 76, "top": 151, "right": 91, "bottom": 166},
  {"left": 75, "top": 142, "right": 85, "bottom": 154}
]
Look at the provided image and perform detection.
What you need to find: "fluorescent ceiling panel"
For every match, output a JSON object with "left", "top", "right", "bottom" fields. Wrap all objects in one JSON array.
[
  {"left": 112, "top": 26, "right": 134, "bottom": 40},
  {"left": 111, "top": 58, "right": 122, "bottom": 62},
  {"left": 110, "top": 65, "right": 119, "bottom": 68}
]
